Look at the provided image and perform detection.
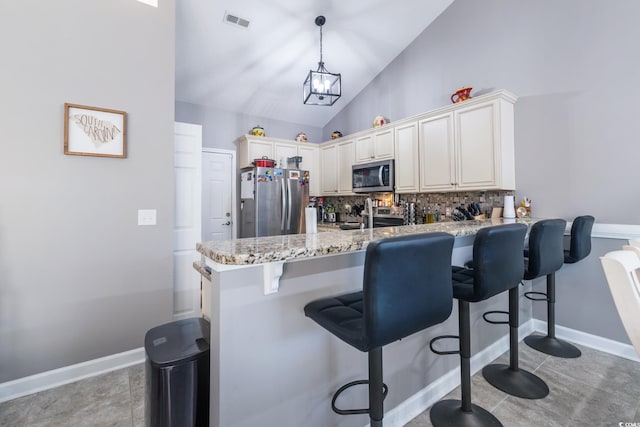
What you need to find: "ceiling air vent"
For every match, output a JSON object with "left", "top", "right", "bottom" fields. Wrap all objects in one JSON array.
[{"left": 224, "top": 12, "right": 250, "bottom": 29}]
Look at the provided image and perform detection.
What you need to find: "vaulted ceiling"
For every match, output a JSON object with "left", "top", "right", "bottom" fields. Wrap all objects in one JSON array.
[{"left": 175, "top": 0, "right": 454, "bottom": 128}]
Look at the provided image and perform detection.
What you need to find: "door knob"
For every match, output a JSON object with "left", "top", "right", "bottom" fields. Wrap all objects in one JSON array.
[{"left": 222, "top": 221, "right": 231, "bottom": 226}]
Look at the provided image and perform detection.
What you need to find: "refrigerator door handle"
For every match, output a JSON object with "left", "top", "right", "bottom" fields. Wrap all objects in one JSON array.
[
  {"left": 281, "top": 177, "right": 286, "bottom": 233},
  {"left": 286, "top": 177, "right": 292, "bottom": 232}
]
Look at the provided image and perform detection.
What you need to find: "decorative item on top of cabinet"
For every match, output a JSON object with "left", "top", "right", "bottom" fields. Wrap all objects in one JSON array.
[
  {"left": 373, "top": 115, "right": 389, "bottom": 128},
  {"left": 295, "top": 132, "right": 308, "bottom": 142},
  {"left": 251, "top": 125, "right": 266, "bottom": 137},
  {"left": 450, "top": 87, "right": 472, "bottom": 103},
  {"left": 331, "top": 130, "right": 343, "bottom": 139}
]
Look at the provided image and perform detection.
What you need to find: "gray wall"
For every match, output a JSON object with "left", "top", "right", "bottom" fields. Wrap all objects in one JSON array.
[
  {"left": 0, "top": 0, "right": 176, "bottom": 382},
  {"left": 324, "top": 0, "right": 640, "bottom": 343},
  {"left": 324, "top": 0, "right": 640, "bottom": 225},
  {"left": 175, "top": 101, "right": 324, "bottom": 150}
]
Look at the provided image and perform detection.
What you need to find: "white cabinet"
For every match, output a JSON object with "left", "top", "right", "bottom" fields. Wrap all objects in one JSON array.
[
  {"left": 354, "top": 128, "right": 394, "bottom": 163},
  {"left": 455, "top": 100, "right": 515, "bottom": 190},
  {"left": 273, "top": 142, "right": 298, "bottom": 167},
  {"left": 298, "top": 145, "right": 320, "bottom": 196},
  {"left": 320, "top": 144, "right": 337, "bottom": 194},
  {"left": 419, "top": 113, "right": 455, "bottom": 192},
  {"left": 337, "top": 140, "right": 355, "bottom": 194},
  {"left": 237, "top": 136, "right": 274, "bottom": 168},
  {"left": 321, "top": 140, "right": 355, "bottom": 195},
  {"left": 418, "top": 92, "right": 516, "bottom": 192},
  {"left": 394, "top": 122, "right": 420, "bottom": 193}
]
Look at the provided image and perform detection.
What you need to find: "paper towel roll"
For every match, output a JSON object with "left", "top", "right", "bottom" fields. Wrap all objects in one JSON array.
[
  {"left": 503, "top": 195, "right": 516, "bottom": 219},
  {"left": 305, "top": 207, "right": 317, "bottom": 234}
]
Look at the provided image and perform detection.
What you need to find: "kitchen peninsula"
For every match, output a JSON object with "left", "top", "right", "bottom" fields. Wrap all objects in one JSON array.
[{"left": 196, "top": 218, "right": 537, "bottom": 427}]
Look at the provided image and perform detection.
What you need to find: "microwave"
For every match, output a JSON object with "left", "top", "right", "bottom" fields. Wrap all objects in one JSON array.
[{"left": 352, "top": 159, "right": 395, "bottom": 193}]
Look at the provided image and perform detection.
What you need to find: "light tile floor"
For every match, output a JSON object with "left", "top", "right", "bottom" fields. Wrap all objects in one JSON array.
[
  {"left": 0, "top": 364, "right": 144, "bottom": 427},
  {"left": 1, "top": 341, "right": 638, "bottom": 426},
  {"left": 407, "top": 339, "right": 640, "bottom": 426}
]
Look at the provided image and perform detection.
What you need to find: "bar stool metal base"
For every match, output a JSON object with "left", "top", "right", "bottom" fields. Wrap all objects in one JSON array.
[
  {"left": 430, "top": 399, "right": 502, "bottom": 427},
  {"left": 524, "top": 334, "right": 581, "bottom": 358},
  {"left": 482, "top": 364, "right": 549, "bottom": 399}
]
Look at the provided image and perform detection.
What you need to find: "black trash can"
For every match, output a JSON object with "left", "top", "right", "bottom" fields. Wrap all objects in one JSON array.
[{"left": 145, "top": 317, "right": 210, "bottom": 427}]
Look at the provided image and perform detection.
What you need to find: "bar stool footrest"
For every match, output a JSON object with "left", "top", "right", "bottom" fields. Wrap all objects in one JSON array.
[
  {"left": 524, "top": 291, "right": 548, "bottom": 301},
  {"left": 482, "top": 310, "right": 509, "bottom": 325},
  {"left": 331, "top": 380, "right": 389, "bottom": 416},
  {"left": 429, "top": 335, "right": 460, "bottom": 355}
]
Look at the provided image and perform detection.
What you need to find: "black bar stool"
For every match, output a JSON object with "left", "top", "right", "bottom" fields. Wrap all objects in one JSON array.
[
  {"left": 429, "top": 224, "right": 527, "bottom": 427},
  {"left": 523, "top": 217, "right": 591, "bottom": 358},
  {"left": 304, "top": 232, "right": 455, "bottom": 427}
]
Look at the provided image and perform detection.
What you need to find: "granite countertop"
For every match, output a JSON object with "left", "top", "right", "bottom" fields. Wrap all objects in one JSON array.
[
  {"left": 197, "top": 218, "right": 538, "bottom": 266},
  {"left": 192, "top": 261, "right": 212, "bottom": 281}
]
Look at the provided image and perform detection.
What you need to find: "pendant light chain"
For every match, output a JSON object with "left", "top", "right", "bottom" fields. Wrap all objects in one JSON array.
[{"left": 319, "top": 24, "right": 323, "bottom": 66}]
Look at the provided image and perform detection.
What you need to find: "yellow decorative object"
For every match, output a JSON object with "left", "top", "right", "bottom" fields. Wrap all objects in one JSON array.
[{"left": 251, "top": 126, "right": 266, "bottom": 137}]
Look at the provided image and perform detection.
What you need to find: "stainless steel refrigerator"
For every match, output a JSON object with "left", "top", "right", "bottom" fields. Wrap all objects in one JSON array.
[{"left": 239, "top": 167, "right": 309, "bottom": 238}]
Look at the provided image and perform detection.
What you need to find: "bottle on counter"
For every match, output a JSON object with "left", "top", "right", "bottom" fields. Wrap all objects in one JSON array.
[
  {"left": 435, "top": 204, "right": 440, "bottom": 222},
  {"left": 426, "top": 206, "right": 434, "bottom": 224}
]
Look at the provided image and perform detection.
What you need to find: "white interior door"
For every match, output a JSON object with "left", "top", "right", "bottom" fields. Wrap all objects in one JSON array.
[
  {"left": 173, "top": 122, "right": 202, "bottom": 319},
  {"left": 202, "top": 149, "right": 235, "bottom": 241}
]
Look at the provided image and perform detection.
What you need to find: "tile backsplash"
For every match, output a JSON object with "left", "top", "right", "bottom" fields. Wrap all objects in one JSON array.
[{"left": 322, "top": 190, "right": 515, "bottom": 221}]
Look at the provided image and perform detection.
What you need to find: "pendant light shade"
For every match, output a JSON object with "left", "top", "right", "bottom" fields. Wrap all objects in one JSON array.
[{"left": 303, "top": 16, "right": 341, "bottom": 106}]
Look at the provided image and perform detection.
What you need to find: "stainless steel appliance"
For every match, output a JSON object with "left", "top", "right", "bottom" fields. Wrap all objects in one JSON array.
[
  {"left": 239, "top": 167, "right": 310, "bottom": 238},
  {"left": 362, "top": 205, "right": 405, "bottom": 228},
  {"left": 352, "top": 159, "right": 394, "bottom": 193}
]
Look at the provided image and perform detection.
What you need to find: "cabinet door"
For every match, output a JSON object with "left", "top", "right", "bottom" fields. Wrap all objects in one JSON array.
[
  {"left": 274, "top": 143, "right": 298, "bottom": 168},
  {"left": 337, "top": 140, "right": 355, "bottom": 194},
  {"left": 247, "top": 139, "right": 274, "bottom": 166},
  {"left": 394, "top": 122, "right": 419, "bottom": 193},
  {"left": 419, "top": 113, "right": 456, "bottom": 192},
  {"left": 355, "top": 135, "right": 373, "bottom": 163},
  {"left": 455, "top": 102, "right": 497, "bottom": 189},
  {"left": 374, "top": 129, "right": 394, "bottom": 160},
  {"left": 320, "top": 145, "right": 337, "bottom": 195},
  {"left": 298, "top": 145, "right": 320, "bottom": 196}
]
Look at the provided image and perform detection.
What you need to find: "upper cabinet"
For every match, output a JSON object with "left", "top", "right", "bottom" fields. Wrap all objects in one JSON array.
[
  {"left": 318, "top": 90, "right": 516, "bottom": 194},
  {"left": 354, "top": 128, "right": 394, "bottom": 164},
  {"left": 418, "top": 112, "right": 455, "bottom": 192},
  {"left": 236, "top": 135, "right": 322, "bottom": 196},
  {"left": 394, "top": 122, "right": 420, "bottom": 193},
  {"left": 297, "top": 144, "right": 320, "bottom": 196},
  {"left": 418, "top": 91, "right": 516, "bottom": 192},
  {"left": 238, "top": 136, "right": 274, "bottom": 168},
  {"left": 320, "top": 139, "right": 355, "bottom": 196}
]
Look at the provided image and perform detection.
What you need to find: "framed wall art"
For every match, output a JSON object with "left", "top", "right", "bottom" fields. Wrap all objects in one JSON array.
[{"left": 64, "top": 103, "right": 127, "bottom": 158}]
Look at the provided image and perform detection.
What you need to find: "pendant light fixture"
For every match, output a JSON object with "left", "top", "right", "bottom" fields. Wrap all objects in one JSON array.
[{"left": 303, "top": 16, "right": 341, "bottom": 106}]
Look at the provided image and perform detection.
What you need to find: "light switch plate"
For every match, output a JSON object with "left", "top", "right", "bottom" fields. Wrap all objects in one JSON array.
[{"left": 138, "top": 209, "right": 157, "bottom": 225}]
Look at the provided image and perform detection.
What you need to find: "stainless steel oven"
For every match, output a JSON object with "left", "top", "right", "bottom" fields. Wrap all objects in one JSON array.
[
  {"left": 362, "top": 206, "right": 405, "bottom": 228},
  {"left": 352, "top": 160, "right": 394, "bottom": 193}
]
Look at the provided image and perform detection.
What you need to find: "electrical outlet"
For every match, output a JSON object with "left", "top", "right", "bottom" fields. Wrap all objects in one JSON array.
[{"left": 138, "top": 209, "right": 157, "bottom": 226}]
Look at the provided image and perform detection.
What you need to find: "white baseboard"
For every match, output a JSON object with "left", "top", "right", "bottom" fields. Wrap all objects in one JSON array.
[
  {"left": 379, "top": 320, "right": 535, "bottom": 427},
  {"left": 0, "top": 347, "right": 145, "bottom": 403},
  {"left": 531, "top": 319, "right": 640, "bottom": 362}
]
